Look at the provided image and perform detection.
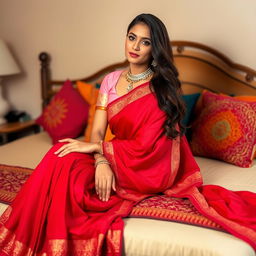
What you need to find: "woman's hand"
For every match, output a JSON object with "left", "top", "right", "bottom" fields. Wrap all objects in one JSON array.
[
  {"left": 54, "top": 138, "right": 101, "bottom": 157},
  {"left": 95, "top": 163, "right": 116, "bottom": 202}
]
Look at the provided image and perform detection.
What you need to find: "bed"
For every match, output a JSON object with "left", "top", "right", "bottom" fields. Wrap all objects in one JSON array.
[{"left": 0, "top": 41, "right": 256, "bottom": 256}]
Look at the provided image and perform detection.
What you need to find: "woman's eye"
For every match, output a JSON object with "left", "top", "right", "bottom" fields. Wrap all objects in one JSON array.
[
  {"left": 142, "top": 41, "right": 151, "bottom": 46},
  {"left": 128, "top": 35, "right": 135, "bottom": 41}
]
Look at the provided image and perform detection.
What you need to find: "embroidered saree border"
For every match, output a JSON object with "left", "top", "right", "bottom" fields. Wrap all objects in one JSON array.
[
  {"left": 1, "top": 214, "right": 122, "bottom": 256},
  {"left": 167, "top": 137, "right": 180, "bottom": 187},
  {"left": 165, "top": 172, "right": 202, "bottom": 196},
  {"left": 107, "top": 83, "right": 151, "bottom": 121},
  {"left": 130, "top": 207, "right": 222, "bottom": 230}
]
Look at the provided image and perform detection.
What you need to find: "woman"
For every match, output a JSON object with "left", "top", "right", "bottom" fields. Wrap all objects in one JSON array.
[{"left": 0, "top": 14, "right": 256, "bottom": 255}]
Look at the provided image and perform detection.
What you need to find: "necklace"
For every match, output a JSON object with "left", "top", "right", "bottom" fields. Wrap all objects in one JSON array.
[{"left": 125, "top": 67, "right": 153, "bottom": 92}]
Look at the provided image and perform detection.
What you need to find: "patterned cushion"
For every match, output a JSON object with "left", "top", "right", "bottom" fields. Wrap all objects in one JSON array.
[
  {"left": 36, "top": 80, "right": 89, "bottom": 144},
  {"left": 190, "top": 91, "right": 256, "bottom": 167}
]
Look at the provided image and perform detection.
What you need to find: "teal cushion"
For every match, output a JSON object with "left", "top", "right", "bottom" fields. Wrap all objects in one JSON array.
[
  {"left": 95, "top": 83, "right": 101, "bottom": 89},
  {"left": 182, "top": 93, "right": 200, "bottom": 126}
]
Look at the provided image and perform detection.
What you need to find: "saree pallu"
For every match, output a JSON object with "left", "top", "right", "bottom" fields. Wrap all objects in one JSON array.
[{"left": 0, "top": 82, "right": 256, "bottom": 255}]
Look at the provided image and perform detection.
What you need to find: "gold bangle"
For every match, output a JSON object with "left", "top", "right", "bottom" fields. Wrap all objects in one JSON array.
[
  {"left": 95, "top": 160, "right": 110, "bottom": 168},
  {"left": 96, "top": 106, "right": 107, "bottom": 111}
]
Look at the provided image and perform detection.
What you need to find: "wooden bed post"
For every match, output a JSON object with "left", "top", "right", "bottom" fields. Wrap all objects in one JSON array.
[{"left": 39, "top": 52, "right": 51, "bottom": 109}]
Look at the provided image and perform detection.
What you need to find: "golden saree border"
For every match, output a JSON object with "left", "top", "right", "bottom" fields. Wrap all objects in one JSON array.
[
  {"left": 0, "top": 225, "right": 33, "bottom": 256},
  {"left": 47, "top": 234, "right": 105, "bottom": 256},
  {"left": 167, "top": 137, "right": 180, "bottom": 187},
  {"left": 130, "top": 206, "right": 222, "bottom": 230},
  {"left": 107, "top": 82, "right": 151, "bottom": 121},
  {"left": 0, "top": 225, "right": 121, "bottom": 256},
  {"left": 165, "top": 172, "right": 202, "bottom": 196},
  {"left": 106, "top": 230, "right": 122, "bottom": 254}
]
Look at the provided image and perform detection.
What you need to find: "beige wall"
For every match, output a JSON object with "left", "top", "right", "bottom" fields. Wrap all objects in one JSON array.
[{"left": 0, "top": 0, "right": 256, "bottom": 118}]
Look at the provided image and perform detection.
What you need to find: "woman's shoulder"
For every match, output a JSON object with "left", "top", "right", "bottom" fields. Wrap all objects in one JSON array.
[{"left": 103, "top": 69, "right": 125, "bottom": 82}]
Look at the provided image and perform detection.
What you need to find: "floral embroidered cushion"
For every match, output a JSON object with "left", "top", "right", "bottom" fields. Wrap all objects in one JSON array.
[
  {"left": 36, "top": 80, "right": 89, "bottom": 144},
  {"left": 190, "top": 91, "right": 256, "bottom": 167}
]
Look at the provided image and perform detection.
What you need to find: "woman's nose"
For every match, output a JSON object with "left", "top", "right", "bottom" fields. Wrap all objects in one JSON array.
[{"left": 133, "top": 41, "right": 140, "bottom": 51}]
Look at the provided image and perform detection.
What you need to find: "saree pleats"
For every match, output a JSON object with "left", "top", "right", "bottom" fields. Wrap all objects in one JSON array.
[
  {"left": 0, "top": 82, "right": 256, "bottom": 255},
  {"left": 0, "top": 145, "right": 133, "bottom": 255}
]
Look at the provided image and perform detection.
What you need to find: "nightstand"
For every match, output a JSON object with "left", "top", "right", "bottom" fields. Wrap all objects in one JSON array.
[{"left": 0, "top": 120, "right": 40, "bottom": 145}]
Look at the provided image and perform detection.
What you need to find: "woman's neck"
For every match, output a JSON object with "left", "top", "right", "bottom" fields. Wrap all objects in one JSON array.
[{"left": 129, "top": 64, "right": 149, "bottom": 75}]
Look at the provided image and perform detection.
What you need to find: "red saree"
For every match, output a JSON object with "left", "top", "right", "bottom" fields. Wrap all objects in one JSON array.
[{"left": 0, "top": 82, "right": 256, "bottom": 255}]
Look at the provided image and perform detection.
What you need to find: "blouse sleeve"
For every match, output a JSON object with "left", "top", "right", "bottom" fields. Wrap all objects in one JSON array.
[{"left": 96, "top": 74, "right": 110, "bottom": 110}]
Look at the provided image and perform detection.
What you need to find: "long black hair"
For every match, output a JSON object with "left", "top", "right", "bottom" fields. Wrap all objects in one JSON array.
[{"left": 127, "top": 14, "right": 186, "bottom": 139}]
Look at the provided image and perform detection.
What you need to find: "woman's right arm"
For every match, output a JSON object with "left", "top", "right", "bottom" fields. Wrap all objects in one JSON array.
[{"left": 90, "top": 109, "right": 116, "bottom": 202}]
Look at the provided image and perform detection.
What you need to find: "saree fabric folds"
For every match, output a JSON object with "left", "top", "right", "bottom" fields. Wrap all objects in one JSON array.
[{"left": 0, "top": 81, "right": 256, "bottom": 255}]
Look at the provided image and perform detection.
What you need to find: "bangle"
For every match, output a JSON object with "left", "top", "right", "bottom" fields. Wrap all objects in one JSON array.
[{"left": 95, "top": 160, "right": 110, "bottom": 168}]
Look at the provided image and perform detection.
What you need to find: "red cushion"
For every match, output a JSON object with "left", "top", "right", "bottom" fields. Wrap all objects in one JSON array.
[{"left": 36, "top": 80, "right": 89, "bottom": 144}]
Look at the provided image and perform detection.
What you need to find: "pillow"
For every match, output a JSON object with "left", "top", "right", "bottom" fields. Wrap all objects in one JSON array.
[
  {"left": 76, "top": 81, "right": 114, "bottom": 142},
  {"left": 36, "top": 80, "right": 89, "bottom": 144},
  {"left": 233, "top": 95, "right": 256, "bottom": 158},
  {"left": 182, "top": 93, "right": 201, "bottom": 126},
  {"left": 190, "top": 91, "right": 256, "bottom": 167},
  {"left": 234, "top": 95, "right": 256, "bottom": 102}
]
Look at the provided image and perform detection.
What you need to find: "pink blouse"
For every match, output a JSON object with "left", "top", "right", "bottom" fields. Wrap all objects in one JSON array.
[{"left": 96, "top": 70, "right": 123, "bottom": 108}]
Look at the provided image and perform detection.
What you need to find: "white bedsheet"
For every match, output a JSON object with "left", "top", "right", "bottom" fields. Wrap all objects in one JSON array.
[{"left": 0, "top": 132, "right": 255, "bottom": 255}]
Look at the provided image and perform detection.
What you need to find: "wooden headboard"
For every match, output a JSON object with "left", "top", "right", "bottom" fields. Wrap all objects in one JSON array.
[{"left": 39, "top": 41, "right": 256, "bottom": 109}]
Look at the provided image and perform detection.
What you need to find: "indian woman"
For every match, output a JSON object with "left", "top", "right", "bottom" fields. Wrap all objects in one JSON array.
[{"left": 0, "top": 13, "right": 256, "bottom": 255}]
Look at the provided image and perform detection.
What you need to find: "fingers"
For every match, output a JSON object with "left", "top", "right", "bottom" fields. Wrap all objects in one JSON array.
[
  {"left": 98, "top": 178, "right": 111, "bottom": 202},
  {"left": 58, "top": 138, "right": 74, "bottom": 143},
  {"left": 105, "top": 177, "right": 112, "bottom": 202},
  {"left": 95, "top": 175, "right": 99, "bottom": 196},
  {"left": 112, "top": 176, "right": 116, "bottom": 191},
  {"left": 54, "top": 143, "right": 75, "bottom": 157},
  {"left": 95, "top": 169, "right": 116, "bottom": 202}
]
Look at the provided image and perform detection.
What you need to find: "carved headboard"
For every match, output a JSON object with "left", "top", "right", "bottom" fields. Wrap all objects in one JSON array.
[{"left": 39, "top": 41, "right": 256, "bottom": 109}]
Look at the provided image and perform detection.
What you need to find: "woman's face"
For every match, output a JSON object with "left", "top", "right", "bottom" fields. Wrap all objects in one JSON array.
[{"left": 125, "top": 22, "right": 152, "bottom": 66}]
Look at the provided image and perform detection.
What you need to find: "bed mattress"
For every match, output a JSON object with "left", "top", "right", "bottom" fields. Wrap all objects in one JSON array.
[{"left": 0, "top": 132, "right": 255, "bottom": 256}]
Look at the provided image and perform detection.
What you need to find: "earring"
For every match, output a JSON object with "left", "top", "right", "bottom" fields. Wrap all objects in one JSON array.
[{"left": 151, "top": 59, "right": 157, "bottom": 67}]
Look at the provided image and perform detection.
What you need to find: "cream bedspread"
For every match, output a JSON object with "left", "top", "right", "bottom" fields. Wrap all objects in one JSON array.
[{"left": 0, "top": 132, "right": 255, "bottom": 256}]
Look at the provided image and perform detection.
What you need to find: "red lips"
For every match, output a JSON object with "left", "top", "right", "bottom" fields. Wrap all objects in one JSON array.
[{"left": 129, "top": 52, "right": 139, "bottom": 58}]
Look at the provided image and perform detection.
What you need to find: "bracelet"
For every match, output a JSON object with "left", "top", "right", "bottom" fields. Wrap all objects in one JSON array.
[
  {"left": 95, "top": 106, "right": 107, "bottom": 111},
  {"left": 95, "top": 160, "right": 110, "bottom": 168}
]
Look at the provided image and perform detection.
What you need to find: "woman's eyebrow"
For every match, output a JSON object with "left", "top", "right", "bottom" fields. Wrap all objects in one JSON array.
[{"left": 128, "top": 32, "right": 151, "bottom": 41}]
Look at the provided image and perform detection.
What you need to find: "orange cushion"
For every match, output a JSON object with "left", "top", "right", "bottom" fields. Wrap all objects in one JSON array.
[
  {"left": 76, "top": 81, "right": 114, "bottom": 142},
  {"left": 234, "top": 95, "right": 256, "bottom": 102}
]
